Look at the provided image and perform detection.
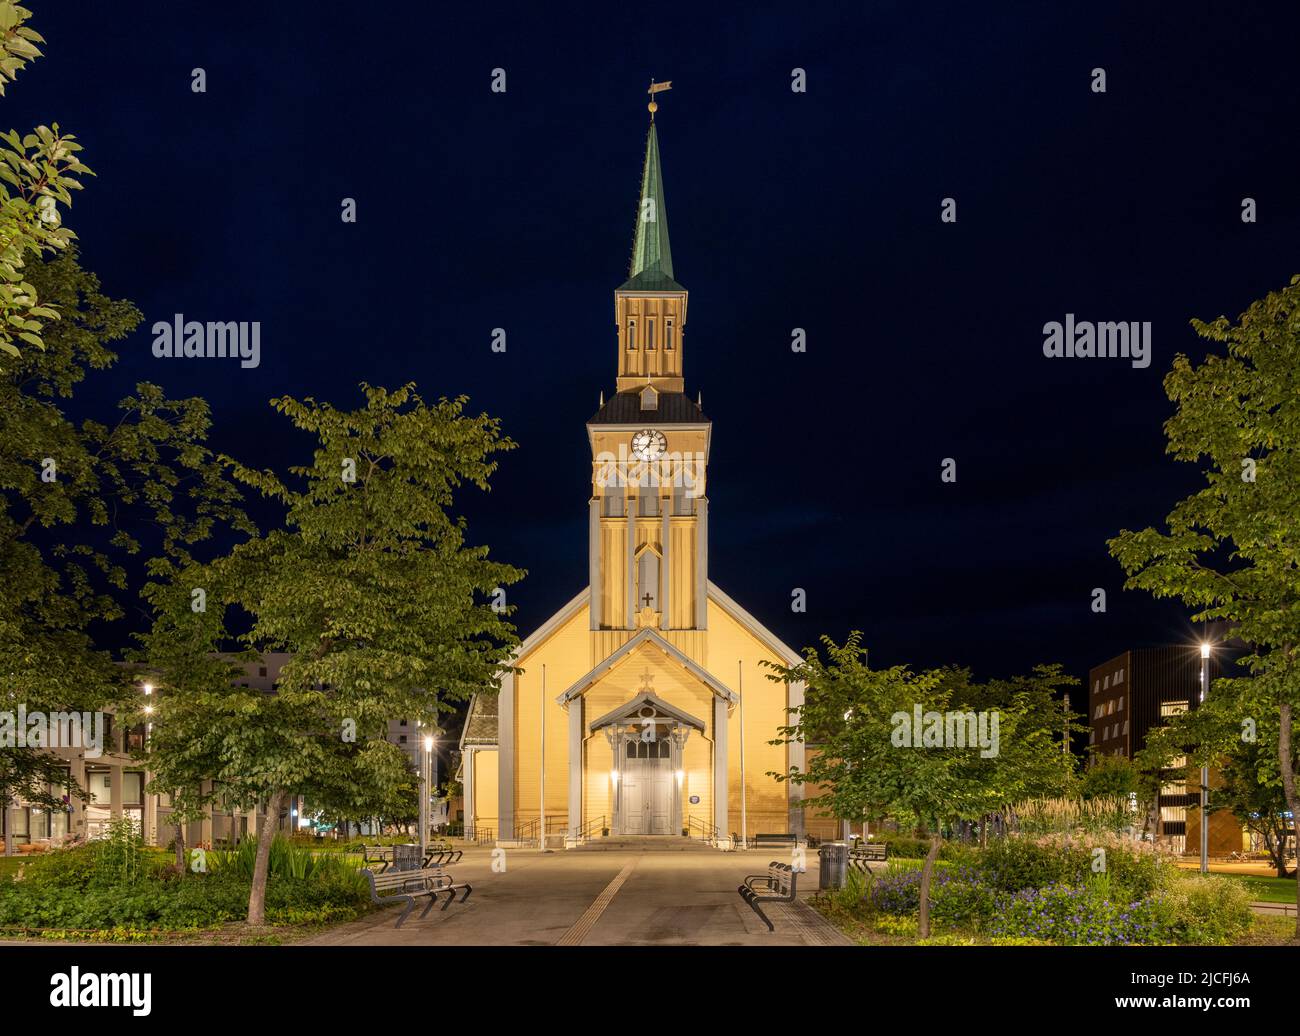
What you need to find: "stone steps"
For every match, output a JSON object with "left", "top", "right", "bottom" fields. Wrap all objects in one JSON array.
[{"left": 570, "top": 835, "right": 721, "bottom": 853}]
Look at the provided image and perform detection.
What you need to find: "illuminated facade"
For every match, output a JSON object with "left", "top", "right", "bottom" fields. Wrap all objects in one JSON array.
[{"left": 461, "top": 114, "right": 807, "bottom": 846}]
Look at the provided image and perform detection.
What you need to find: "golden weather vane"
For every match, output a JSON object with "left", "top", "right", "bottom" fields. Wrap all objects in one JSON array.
[{"left": 647, "top": 78, "right": 672, "bottom": 119}]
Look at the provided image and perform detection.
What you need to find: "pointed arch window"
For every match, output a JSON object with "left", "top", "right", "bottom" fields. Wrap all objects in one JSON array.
[
  {"left": 665, "top": 319, "right": 674, "bottom": 350},
  {"left": 646, "top": 320, "right": 655, "bottom": 350},
  {"left": 627, "top": 319, "right": 637, "bottom": 350}
]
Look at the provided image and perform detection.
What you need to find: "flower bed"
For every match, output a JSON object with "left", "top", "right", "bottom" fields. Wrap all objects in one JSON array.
[{"left": 838, "top": 835, "right": 1254, "bottom": 945}]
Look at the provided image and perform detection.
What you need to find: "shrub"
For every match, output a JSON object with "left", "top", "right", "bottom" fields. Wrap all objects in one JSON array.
[
  {"left": 860, "top": 860, "right": 995, "bottom": 927},
  {"left": 0, "top": 867, "right": 369, "bottom": 932},
  {"left": 987, "top": 880, "right": 1173, "bottom": 946},
  {"left": 95, "top": 818, "right": 144, "bottom": 886},
  {"left": 978, "top": 836, "right": 1081, "bottom": 892},
  {"left": 869, "top": 834, "right": 966, "bottom": 861},
  {"left": 209, "top": 836, "right": 366, "bottom": 893},
  {"left": 18, "top": 843, "right": 104, "bottom": 890},
  {"left": 978, "top": 834, "right": 1165, "bottom": 901},
  {"left": 0, "top": 833, "right": 368, "bottom": 933},
  {"left": 822, "top": 866, "right": 868, "bottom": 913},
  {"left": 863, "top": 863, "right": 926, "bottom": 915},
  {"left": 930, "top": 870, "right": 998, "bottom": 927},
  {"left": 1151, "top": 871, "right": 1253, "bottom": 945},
  {"left": 871, "top": 913, "right": 918, "bottom": 938}
]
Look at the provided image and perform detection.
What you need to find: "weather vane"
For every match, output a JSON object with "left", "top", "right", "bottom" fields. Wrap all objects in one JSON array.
[{"left": 647, "top": 78, "right": 672, "bottom": 119}]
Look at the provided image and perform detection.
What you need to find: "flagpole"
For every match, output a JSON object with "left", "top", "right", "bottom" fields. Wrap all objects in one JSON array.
[
  {"left": 540, "top": 664, "right": 550, "bottom": 852},
  {"left": 739, "top": 660, "right": 747, "bottom": 849}
]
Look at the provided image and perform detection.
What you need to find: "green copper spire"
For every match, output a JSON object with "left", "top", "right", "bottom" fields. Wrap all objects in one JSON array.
[{"left": 620, "top": 122, "right": 684, "bottom": 292}]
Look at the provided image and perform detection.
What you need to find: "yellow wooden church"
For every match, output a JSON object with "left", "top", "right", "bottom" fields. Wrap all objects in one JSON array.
[{"left": 459, "top": 105, "right": 808, "bottom": 847}]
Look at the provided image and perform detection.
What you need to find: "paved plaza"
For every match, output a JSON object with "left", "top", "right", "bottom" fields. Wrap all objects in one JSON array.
[{"left": 305, "top": 843, "right": 850, "bottom": 947}]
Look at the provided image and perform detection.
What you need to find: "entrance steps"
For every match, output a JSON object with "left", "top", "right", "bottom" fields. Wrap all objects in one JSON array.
[{"left": 569, "top": 835, "right": 721, "bottom": 853}]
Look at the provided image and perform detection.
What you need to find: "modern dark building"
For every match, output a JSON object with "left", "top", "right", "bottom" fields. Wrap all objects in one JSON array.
[{"left": 1088, "top": 646, "right": 1242, "bottom": 855}]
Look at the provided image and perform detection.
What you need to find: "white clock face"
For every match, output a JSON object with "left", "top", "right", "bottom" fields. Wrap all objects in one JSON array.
[{"left": 631, "top": 428, "right": 667, "bottom": 461}]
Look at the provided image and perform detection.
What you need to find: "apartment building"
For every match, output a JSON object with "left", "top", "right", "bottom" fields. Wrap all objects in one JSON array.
[{"left": 1088, "top": 646, "right": 1245, "bottom": 855}]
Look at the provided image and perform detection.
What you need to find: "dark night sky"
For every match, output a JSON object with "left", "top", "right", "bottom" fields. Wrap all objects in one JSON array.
[{"left": 18, "top": 2, "right": 1300, "bottom": 687}]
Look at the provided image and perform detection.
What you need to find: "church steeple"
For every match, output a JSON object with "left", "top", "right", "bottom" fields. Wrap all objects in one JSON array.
[
  {"left": 621, "top": 123, "right": 683, "bottom": 293},
  {"left": 612, "top": 105, "right": 688, "bottom": 394}
]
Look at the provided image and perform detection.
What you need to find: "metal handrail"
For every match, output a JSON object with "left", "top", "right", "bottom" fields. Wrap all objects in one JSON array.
[
  {"left": 686, "top": 814, "right": 718, "bottom": 843},
  {"left": 513, "top": 817, "right": 539, "bottom": 845},
  {"left": 576, "top": 815, "right": 606, "bottom": 841}
]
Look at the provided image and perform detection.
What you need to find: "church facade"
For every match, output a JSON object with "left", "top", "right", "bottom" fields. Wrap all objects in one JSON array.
[{"left": 460, "top": 114, "right": 808, "bottom": 847}]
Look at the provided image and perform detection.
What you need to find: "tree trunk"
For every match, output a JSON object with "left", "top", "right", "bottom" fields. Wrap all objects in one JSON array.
[
  {"left": 918, "top": 833, "right": 942, "bottom": 939},
  {"left": 174, "top": 818, "right": 186, "bottom": 873},
  {"left": 247, "top": 789, "right": 288, "bottom": 926},
  {"left": 1277, "top": 703, "right": 1300, "bottom": 941}
]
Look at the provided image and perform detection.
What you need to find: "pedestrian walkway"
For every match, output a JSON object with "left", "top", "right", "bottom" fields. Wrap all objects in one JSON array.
[{"left": 305, "top": 846, "right": 850, "bottom": 946}]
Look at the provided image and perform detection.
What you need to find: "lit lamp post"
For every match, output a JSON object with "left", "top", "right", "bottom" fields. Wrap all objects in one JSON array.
[
  {"left": 142, "top": 683, "right": 154, "bottom": 846},
  {"left": 1200, "top": 642, "right": 1210, "bottom": 874},
  {"left": 421, "top": 733, "right": 433, "bottom": 861},
  {"left": 842, "top": 709, "right": 853, "bottom": 844}
]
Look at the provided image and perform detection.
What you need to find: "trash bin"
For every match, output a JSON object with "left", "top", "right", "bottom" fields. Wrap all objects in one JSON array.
[
  {"left": 818, "top": 841, "right": 848, "bottom": 891},
  {"left": 392, "top": 844, "right": 421, "bottom": 871}
]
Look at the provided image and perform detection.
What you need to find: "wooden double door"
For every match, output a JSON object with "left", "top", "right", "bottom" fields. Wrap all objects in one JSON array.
[{"left": 619, "top": 737, "right": 672, "bottom": 835}]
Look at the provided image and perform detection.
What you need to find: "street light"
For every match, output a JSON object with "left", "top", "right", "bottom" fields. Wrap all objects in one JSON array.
[
  {"left": 1200, "top": 642, "right": 1211, "bottom": 874},
  {"left": 141, "top": 682, "right": 154, "bottom": 845},
  {"left": 418, "top": 727, "right": 433, "bottom": 861}
]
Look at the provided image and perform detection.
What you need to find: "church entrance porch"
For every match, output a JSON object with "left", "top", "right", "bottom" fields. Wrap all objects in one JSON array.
[{"left": 589, "top": 692, "right": 703, "bottom": 838}]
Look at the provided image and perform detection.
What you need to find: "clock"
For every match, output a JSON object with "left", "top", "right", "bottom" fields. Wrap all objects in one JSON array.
[{"left": 631, "top": 428, "right": 667, "bottom": 461}]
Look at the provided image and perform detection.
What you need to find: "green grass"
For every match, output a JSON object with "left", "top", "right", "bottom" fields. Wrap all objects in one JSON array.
[
  {"left": 0, "top": 858, "right": 22, "bottom": 883},
  {"left": 1227, "top": 874, "right": 1297, "bottom": 904}
]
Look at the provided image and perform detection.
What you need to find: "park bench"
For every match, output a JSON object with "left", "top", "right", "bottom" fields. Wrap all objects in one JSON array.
[
  {"left": 425, "top": 843, "right": 463, "bottom": 866},
  {"left": 352, "top": 843, "right": 461, "bottom": 871},
  {"left": 751, "top": 832, "right": 798, "bottom": 851},
  {"left": 737, "top": 861, "right": 797, "bottom": 932},
  {"left": 363, "top": 866, "right": 472, "bottom": 928},
  {"left": 349, "top": 844, "right": 398, "bottom": 871},
  {"left": 847, "top": 842, "right": 888, "bottom": 873}
]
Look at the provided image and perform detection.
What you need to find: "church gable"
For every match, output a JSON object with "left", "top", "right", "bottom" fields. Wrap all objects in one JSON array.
[
  {"left": 556, "top": 626, "right": 735, "bottom": 706},
  {"left": 576, "top": 641, "right": 720, "bottom": 743}
]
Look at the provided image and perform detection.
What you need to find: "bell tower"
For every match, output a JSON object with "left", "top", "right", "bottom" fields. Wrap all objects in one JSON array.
[{"left": 587, "top": 88, "right": 710, "bottom": 634}]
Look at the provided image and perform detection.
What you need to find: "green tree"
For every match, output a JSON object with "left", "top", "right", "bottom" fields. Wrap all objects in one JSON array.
[
  {"left": 1109, "top": 275, "right": 1300, "bottom": 935},
  {"left": 941, "top": 665, "right": 1081, "bottom": 840},
  {"left": 768, "top": 634, "right": 1076, "bottom": 936},
  {"left": 130, "top": 561, "right": 252, "bottom": 870},
  {"left": 0, "top": 251, "right": 243, "bottom": 855},
  {"left": 0, "top": 3, "right": 93, "bottom": 363},
  {"left": 162, "top": 383, "right": 525, "bottom": 924},
  {"left": 1081, "top": 753, "right": 1140, "bottom": 801},
  {"left": 1214, "top": 735, "right": 1295, "bottom": 879}
]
